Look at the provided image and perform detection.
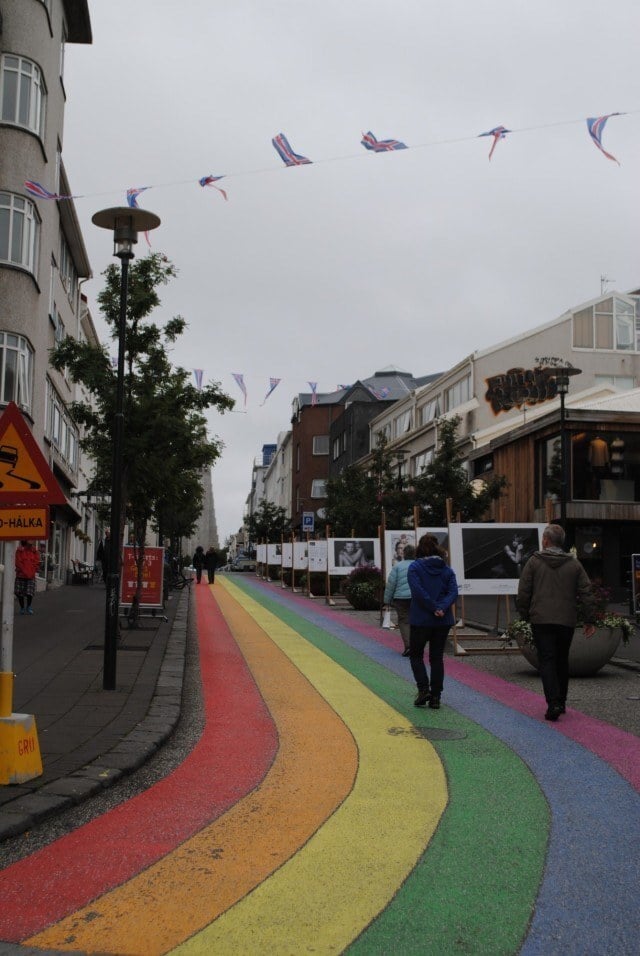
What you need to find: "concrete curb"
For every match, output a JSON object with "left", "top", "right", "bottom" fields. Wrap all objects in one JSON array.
[{"left": 0, "top": 591, "right": 189, "bottom": 842}]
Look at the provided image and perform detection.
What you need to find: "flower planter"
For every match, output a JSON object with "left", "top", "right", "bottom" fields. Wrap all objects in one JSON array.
[{"left": 516, "top": 626, "right": 622, "bottom": 677}]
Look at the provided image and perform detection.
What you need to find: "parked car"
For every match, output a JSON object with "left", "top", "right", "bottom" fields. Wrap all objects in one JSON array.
[{"left": 229, "top": 555, "right": 256, "bottom": 572}]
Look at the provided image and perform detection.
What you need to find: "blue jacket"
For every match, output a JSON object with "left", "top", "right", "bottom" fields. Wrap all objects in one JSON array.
[
  {"left": 383, "top": 559, "right": 413, "bottom": 604},
  {"left": 407, "top": 557, "right": 458, "bottom": 627}
]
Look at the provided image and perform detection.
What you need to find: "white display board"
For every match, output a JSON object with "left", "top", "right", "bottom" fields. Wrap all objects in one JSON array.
[
  {"left": 307, "top": 540, "right": 328, "bottom": 572},
  {"left": 266, "top": 543, "right": 282, "bottom": 564},
  {"left": 384, "top": 528, "right": 449, "bottom": 567},
  {"left": 256, "top": 544, "right": 266, "bottom": 563},
  {"left": 281, "top": 542, "right": 293, "bottom": 568},
  {"left": 293, "top": 542, "right": 308, "bottom": 570},
  {"left": 328, "top": 538, "right": 381, "bottom": 575},
  {"left": 448, "top": 523, "right": 545, "bottom": 595}
]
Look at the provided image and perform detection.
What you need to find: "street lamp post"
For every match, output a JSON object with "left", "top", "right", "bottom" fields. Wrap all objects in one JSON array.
[
  {"left": 552, "top": 366, "right": 582, "bottom": 534},
  {"left": 92, "top": 207, "right": 161, "bottom": 690}
]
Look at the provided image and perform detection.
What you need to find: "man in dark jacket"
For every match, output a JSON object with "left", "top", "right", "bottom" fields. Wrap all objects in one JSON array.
[{"left": 517, "top": 524, "right": 595, "bottom": 721}]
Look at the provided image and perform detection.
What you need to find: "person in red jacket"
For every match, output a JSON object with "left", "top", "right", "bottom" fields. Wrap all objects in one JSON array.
[{"left": 14, "top": 540, "right": 41, "bottom": 615}]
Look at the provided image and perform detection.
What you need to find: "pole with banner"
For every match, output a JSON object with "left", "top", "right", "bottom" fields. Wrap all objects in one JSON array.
[{"left": 0, "top": 403, "right": 67, "bottom": 784}]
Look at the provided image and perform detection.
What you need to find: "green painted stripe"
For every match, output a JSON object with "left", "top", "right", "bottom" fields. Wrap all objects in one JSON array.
[{"left": 235, "top": 581, "right": 549, "bottom": 955}]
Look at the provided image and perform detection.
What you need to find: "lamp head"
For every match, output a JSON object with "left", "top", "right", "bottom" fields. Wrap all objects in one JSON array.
[{"left": 92, "top": 207, "right": 161, "bottom": 260}]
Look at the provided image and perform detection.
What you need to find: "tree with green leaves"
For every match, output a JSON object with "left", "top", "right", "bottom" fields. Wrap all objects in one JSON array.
[
  {"left": 325, "top": 436, "right": 413, "bottom": 536},
  {"left": 246, "top": 499, "right": 289, "bottom": 545},
  {"left": 50, "top": 253, "right": 234, "bottom": 622},
  {"left": 412, "top": 416, "right": 506, "bottom": 525}
]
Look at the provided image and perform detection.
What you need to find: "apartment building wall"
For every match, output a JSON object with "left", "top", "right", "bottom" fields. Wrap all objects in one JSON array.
[{"left": 0, "top": 0, "right": 93, "bottom": 584}]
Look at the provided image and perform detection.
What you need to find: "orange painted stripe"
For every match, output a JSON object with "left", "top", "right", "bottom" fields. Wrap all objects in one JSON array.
[{"left": 27, "top": 578, "right": 358, "bottom": 954}]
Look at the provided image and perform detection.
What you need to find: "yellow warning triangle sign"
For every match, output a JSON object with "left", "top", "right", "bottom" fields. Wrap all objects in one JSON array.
[{"left": 0, "top": 403, "right": 66, "bottom": 505}]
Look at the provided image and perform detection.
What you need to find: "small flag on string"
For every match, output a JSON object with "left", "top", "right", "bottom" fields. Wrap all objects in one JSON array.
[
  {"left": 360, "top": 131, "right": 408, "bottom": 152},
  {"left": 232, "top": 373, "right": 247, "bottom": 406},
  {"left": 369, "top": 385, "right": 390, "bottom": 399},
  {"left": 308, "top": 382, "right": 318, "bottom": 406},
  {"left": 586, "top": 114, "right": 622, "bottom": 165},
  {"left": 336, "top": 384, "right": 351, "bottom": 391},
  {"left": 126, "top": 187, "right": 152, "bottom": 245},
  {"left": 272, "top": 133, "right": 312, "bottom": 166},
  {"left": 478, "top": 125, "right": 510, "bottom": 160},
  {"left": 193, "top": 369, "right": 204, "bottom": 390},
  {"left": 261, "top": 377, "right": 281, "bottom": 405},
  {"left": 126, "top": 186, "right": 150, "bottom": 208},
  {"left": 24, "top": 181, "right": 75, "bottom": 201},
  {"left": 199, "top": 174, "right": 228, "bottom": 201}
]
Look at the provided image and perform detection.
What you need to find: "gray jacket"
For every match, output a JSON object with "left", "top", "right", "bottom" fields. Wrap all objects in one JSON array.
[{"left": 516, "top": 549, "right": 595, "bottom": 628}]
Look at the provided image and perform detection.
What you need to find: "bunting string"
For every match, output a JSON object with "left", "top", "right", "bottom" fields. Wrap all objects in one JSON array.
[{"left": 22, "top": 109, "right": 636, "bottom": 207}]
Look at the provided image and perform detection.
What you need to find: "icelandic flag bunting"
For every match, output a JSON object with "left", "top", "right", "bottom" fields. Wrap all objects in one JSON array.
[
  {"left": 193, "top": 369, "right": 204, "bottom": 390},
  {"left": 308, "top": 382, "right": 318, "bottom": 406},
  {"left": 199, "top": 174, "right": 228, "bottom": 201},
  {"left": 261, "top": 377, "right": 281, "bottom": 405},
  {"left": 586, "top": 114, "right": 622, "bottom": 164},
  {"left": 479, "top": 125, "right": 510, "bottom": 160},
  {"left": 126, "top": 186, "right": 150, "bottom": 208},
  {"left": 24, "top": 181, "right": 74, "bottom": 200},
  {"left": 272, "top": 133, "right": 312, "bottom": 166},
  {"left": 232, "top": 373, "right": 247, "bottom": 406},
  {"left": 361, "top": 131, "right": 408, "bottom": 152},
  {"left": 369, "top": 385, "right": 390, "bottom": 399}
]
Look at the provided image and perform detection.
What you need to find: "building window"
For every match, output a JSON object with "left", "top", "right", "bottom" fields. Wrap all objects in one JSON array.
[
  {"left": 45, "top": 379, "right": 79, "bottom": 470},
  {"left": 418, "top": 397, "right": 441, "bottom": 426},
  {"left": 59, "top": 234, "right": 78, "bottom": 304},
  {"left": 332, "top": 436, "right": 341, "bottom": 460},
  {"left": 374, "top": 423, "right": 392, "bottom": 446},
  {"left": 393, "top": 409, "right": 412, "bottom": 437},
  {"left": 594, "top": 374, "right": 635, "bottom": 390},
  {"left": 0, "top": 193, "right": 40, "bottom": 275},
  {"left": 311, "top": 479, "right": 327, "bottom": 498},
  {"left": 413, "top": 448, "right": 434, "bottom": 475},
  {"left": 0, "top": 55, "right": 45, "bottom": 136},
  {"left": 313, "top": 435, "right": 329, "bottom": 455},
  {"left": 572, "top": 297, "right": 638, "bottom": 352},
  {"left": 0, "top": 332, "right": 34, "bottom": 412},
  {"left": 445, "top": 375, "right": 471, "bottom": 411}
]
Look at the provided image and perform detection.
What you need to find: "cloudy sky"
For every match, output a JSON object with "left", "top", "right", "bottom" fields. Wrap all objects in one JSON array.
[{"left": 62, "top": 0, "right": 640, "bottom": 543}]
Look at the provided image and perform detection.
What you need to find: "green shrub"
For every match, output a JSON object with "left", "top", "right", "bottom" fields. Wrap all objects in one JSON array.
[{"left": 342, "top": 566, "right": 383, "bottom": 610}]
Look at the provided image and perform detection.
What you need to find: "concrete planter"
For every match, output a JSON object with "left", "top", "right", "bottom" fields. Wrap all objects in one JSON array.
[{"left": 517, "top": 626, "right": 622, "bottom": 677}]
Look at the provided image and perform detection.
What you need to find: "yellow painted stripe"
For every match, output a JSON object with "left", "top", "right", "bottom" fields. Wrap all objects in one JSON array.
[
  {"left": 27, "top": 582, "right": 358, "bottom": 955},
  {"left": 174, "top": 580, "right": 448, "bottom": 955}
]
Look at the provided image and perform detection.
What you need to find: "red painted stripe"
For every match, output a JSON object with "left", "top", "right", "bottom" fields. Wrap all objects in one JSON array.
[{"left": 0, "top": 586, "right": 278, "bottom": 941}]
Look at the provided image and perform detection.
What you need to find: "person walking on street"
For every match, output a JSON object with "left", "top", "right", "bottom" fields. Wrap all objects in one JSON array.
[
  {"left": 517, "top": 523, "right": 596, "bottom": 722},
  {"left": 205, "top": 546, "right": 218, "bottom": 584},
  {"left": 192, "top": 546, "right": 205, "bottom": 584},
  {"left": 383, "top": 544, "right": 416, "bottom": 656},
  {"left": 407, "top": 534, "right": 459, "bottom": 710},
  {"left": 96, "top": 530, "right": 110, "bottom": 583},
  {"left": 14, "top": 540, "right": 41, "bottom": 615}
]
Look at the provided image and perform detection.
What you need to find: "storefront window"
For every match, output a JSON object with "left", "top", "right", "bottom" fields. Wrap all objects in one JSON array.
[
  {"left": 537, "top": 435, "right": 561, "bottom": 503},
  {"left": 571, "top": 432, "right": 640, "bottom": 502}
]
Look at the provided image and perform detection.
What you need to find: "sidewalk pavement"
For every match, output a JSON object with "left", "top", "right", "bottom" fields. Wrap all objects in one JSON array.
[{"left": 0, "top": 581, "right": 189, "bottom": 842}]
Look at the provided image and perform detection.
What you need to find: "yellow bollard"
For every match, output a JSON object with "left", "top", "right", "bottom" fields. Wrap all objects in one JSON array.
[{"left": 0, "top": 672, "right": 43, "bottom": 785}]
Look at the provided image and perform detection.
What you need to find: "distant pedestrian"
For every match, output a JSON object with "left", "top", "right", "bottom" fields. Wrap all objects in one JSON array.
[
  {"left": 517, "top": 523, "right": 596, "bottom": 721},
  {"left": 192, "top": 546, "right": 205, "bottom": 584},
  {"left": 14, "top": 540, "right": 41, "bottom": 615},
  {"left": 205, "top": 546, "right": 218, "bottom": 584},
  {"left": 383, "top": 543, "right": 416, "bottom": 656},
  {"left": 407, "top": 534, "right": 459, "bottom": 710},
  {"left": 96, "top": 530, "right": 110, "bottom": 583}
]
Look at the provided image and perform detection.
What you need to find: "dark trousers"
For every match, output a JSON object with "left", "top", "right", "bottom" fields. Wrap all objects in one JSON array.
[
  {"left": 195, "top": 568, "right": 203, "bottom": 583},
  {"left": 394, "top": 599, "right": 411, "bottom": 650},
  {"left": 207, "top": 569, "right": 216, "bottom": 584},
  {"left": 532, "top": 623, "right": 574, "bottom": 706},
  {"left": 409, "top": 624, "right": 450, "bottom": 696}
]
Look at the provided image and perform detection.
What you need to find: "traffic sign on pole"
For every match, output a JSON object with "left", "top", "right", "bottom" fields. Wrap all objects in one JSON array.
[{"left": 302, "top": 512, "right": 315, "bottom": 533}]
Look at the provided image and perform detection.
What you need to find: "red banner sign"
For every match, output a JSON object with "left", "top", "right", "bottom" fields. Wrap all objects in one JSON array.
[{"left": 119, "top": 546, "right": 165, "bottom": 608}]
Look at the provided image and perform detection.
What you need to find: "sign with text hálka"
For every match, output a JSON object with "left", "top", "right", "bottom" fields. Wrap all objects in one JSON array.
[{"left": 0, "top": 507, "right": 49, "bottom": 540}]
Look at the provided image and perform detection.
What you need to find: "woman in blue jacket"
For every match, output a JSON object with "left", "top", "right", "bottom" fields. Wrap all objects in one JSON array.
[{"left": 407, "top": 534, "right": 459, "bottom": 709}]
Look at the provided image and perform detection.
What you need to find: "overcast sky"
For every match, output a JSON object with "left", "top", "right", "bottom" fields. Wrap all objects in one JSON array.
[{"left": 62, "top": 0, "right": 640, "bottom": 543}]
